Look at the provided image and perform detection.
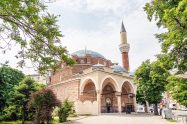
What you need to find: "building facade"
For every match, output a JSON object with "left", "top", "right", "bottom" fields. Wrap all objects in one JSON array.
[{"left": 48, "top": 22, "right": 137, "bottom": 115}]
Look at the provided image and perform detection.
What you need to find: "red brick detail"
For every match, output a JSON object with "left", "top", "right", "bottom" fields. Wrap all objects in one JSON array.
[
  {"left": 79, "top": 82, "right": 97, "bottom": 102},
  {"left": 72, "top": 55, "right": 113, "bottom": 67},
  {"left": 122, "top": 52, "right": 129, "bottom": 71}
]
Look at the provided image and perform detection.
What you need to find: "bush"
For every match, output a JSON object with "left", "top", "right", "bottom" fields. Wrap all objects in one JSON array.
[
  {"left": 58, "top": 99, "right": 73, "bottom": 123},
  {"left": 29, "top": 89, "right": 60, "bottom": 124},
  {"left": 1, "top": 105, "right": 20, "bottom": 121}
]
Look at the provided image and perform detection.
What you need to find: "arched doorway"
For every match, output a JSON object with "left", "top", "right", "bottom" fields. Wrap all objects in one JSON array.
[
  {"left": 80, "top": 79, "right": 97, "bottom": 102},
  {"left": 101, "top": 78, "right": 118, "bottom": 113},
  {"left": 121, "top": 81, "right": 135, "bottom": 113}
]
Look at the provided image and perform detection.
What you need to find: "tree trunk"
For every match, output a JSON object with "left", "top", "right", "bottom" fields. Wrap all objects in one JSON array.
[
  {"left": 154, "top": 103, "right": 159, "bottom": 115},
  {"left": 144, "top": 101, "right": 149, "bottom": 113},
  {"left": 35, "top": 110, "right": 40, "bottom": 124},
  {"left": 144, "top": 103, "right": 148, "bottom": 113},
  {"left": 22, "top": 106, "right": 25, "bottom": 124}
]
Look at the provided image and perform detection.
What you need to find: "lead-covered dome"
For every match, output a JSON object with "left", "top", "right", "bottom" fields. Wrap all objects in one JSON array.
[
  {"left": 111, "top": 64, "right": 127, "bottom": 73},
  {"left": 72, "top": 50, "right": 105, "bottom": 59}
]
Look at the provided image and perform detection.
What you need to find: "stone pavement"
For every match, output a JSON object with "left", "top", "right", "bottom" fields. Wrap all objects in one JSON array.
[{"left": 64, "top": 113, "right": 181, "bottom": 124}]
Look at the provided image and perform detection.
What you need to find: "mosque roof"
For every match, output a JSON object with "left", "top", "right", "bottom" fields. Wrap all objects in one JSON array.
[
  {"left": 111, "top": 64, "right": 127, "bottom": 73},
  {"left": 72, "top": 50, "right": 105, "bottom": 59}
]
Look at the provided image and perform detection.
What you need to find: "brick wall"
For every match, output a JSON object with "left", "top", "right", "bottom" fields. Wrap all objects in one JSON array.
[
  {"left": 50, "top": 55, "right": 114, "bottom": 85},
  {"left": 49, "top": 79, "right": 80, "bottom": 102},
  {"left": 50, "top": 67, "right": 73, "bottom": 84},
  {"left": 72, "top": 55, "right": 113, "bottom": 67},
  {"left": 72, "top": 64, "right": 91, "bottom": 74}
]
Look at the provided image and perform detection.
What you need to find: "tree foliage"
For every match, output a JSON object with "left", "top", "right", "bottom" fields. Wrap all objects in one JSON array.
[
  {"left": 0, "top": 66, "right": 25, "bottom": 115},
  {"left": 29, "top": 88, "right": 60, "bottom": 124},
  {"left": 166, "top": 76, "right": 187, "bottom": 107},
  {"left": 136, "top": 88, "right": 146, "bottom": 105},
  {"left": 144, "top": 0, "right": 187, "bottom": 74},
  {"left": 0, "top": 0, "right": 74, "bottom": 74},
  {"left": 11, "top": 77, "right": 44, "bottom": 123},
  {"left": 58, "top": 99, "right": 73, "bottom": 123},
  {"left": 134, "top": 60, "right": 170, "bottom": 115}
]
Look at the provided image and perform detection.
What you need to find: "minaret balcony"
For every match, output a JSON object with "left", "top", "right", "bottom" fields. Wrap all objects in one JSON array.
[{"left": 119, "top": 43, "right": 130, "bottom": 53}]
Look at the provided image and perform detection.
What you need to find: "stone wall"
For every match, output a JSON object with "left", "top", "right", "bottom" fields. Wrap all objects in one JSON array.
[{"left": 75, "top": 100, "right": 98, "bottom": 115}]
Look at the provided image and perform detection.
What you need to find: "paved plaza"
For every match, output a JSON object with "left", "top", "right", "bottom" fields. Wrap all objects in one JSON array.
[{"left": 65, "top": 113, "right": 181, "bottom": 124}]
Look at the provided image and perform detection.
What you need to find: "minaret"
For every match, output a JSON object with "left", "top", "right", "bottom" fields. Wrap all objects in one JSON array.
[{"left": 119, "top": 21, "right": 130, "bottom": 71}]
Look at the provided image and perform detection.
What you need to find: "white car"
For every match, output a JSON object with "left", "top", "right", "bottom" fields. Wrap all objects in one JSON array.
[
  {"left": 169, "top": 103, "right": 177, "bottom": 110},
  {"left": 137, "top": 105, "right": 145, "bottom": 112},
  {"left": 180, "top": 106, "right": 187, "bottom": 111}
]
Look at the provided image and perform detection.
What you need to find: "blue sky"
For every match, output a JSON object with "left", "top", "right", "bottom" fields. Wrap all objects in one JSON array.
[{"left": 0, "top": 0, "right": 163, "bottom": 74}]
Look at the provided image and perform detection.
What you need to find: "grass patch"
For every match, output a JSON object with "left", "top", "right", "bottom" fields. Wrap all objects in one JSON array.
[
  {"left": 69, "top": 113, "right": 78, "bottom": 117},
  {"left": 78, "top": 114, "right": 92, "bottom": 116},
  {"left": 177, "top": 115, "right": 187, "bottom": 117},
  {"left": 167, "top": 119, "right": 178, "bottom": 122},
  {"left": 0, "top": 121, "right": 31, "bottom": 124},
  {"left": 0, "top": 118, "right": 60, "bottom": 124}
]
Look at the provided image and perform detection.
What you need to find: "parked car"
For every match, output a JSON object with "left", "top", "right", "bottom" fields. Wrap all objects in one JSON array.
[
  {"left": 180, "top": 106, "right": 187, "bottom": 111},
  {"left": 137, "top": 105, "right": 145, "bottom": 112},
  {"left": 169, "top": 103, "right": 177, "bottom": 110}
]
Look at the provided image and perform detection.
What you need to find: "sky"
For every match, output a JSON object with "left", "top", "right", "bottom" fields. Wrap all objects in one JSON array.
[{"left": 0, "top": 0, "right": 163, "bottom": 74}]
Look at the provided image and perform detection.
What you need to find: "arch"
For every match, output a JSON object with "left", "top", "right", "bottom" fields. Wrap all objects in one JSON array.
[
  {"left": 100, "top": 76, "right": 118, "bottom": 113},
  {"left": 120, "top": 80, "right": 135, "bottom": 94},
  {"left": 120, "top": 80, "right": 135, "bottom": 113},
  {"left": 100, "top": 76, "right": 119, "bottom": 92},
  {"left": 80, "top": 77, "right": 97, "bottom": 93}
]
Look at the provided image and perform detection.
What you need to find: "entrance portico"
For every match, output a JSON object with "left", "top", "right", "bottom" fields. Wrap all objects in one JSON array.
[{"left": 77, "top": 67, "right": 136, "bottom": 115}]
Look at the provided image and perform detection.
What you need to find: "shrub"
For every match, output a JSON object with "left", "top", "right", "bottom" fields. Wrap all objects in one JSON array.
[
  {"left": 29, "top": 89, "right": 60, "bottom": 124},
  {"left": 58, "top": 99, "right": 73, "bottom": 123}
]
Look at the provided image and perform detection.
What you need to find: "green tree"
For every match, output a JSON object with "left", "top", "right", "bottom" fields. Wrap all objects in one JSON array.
[
  {"left": 166, "top": 76, "right": 187, "bottom": 107},
  {"left": 11, "top": 77, "right": 44, "bottom": 124},
  {"left": 58, "top": 99, "right": 73, "bottom": 123},
  {"left": 134, "top": 60, "right": 170, "bottom": 115},
  {"left": 0, "top": 66, "right": 25, "bottom": 117},
  {"left": 29, "top": 89, "right": 60, "bottom": 124},
  {"left": 144, "top": 0, "right": 187, "bottom": 74},
  {"left": 0, "top": 0, "right": 74, "bottom": 74},
  {"left": 136, "top": 88, "right": 148, "bottom": 113}
]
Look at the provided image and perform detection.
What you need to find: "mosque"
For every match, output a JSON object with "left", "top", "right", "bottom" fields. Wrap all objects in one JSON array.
[{"left": 48, "top": 22, "right": 137, "bottom": 115}]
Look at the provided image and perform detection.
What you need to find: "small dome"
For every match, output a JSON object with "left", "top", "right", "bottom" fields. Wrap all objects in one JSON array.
[
  {"left": 72, "top": 50, "right": 105, "bottom": 59},
  {"left": 111, "top": 64, "right": 127, "bottom": 73}
]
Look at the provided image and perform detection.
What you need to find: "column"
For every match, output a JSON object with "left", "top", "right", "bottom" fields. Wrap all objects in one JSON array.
[
  {"left": 117, "top": 96, "right": 122, "bottom": 113},
  {"left": 133, "top": 96, "right": 137, "bottom": 112},
  {"left": 96, "top": 90, "right": 101, "bottom": 115},
  {"left": 116, "top": 92, "right": 122, "bottom": 114}
]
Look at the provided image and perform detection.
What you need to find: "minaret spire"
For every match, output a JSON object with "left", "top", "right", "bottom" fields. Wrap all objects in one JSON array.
[
  {"left": 119, "top": 21, "right": 130, "bottom": 71},
  {"left": 120, "top": 21, "right": 126, "bottom": 33}
]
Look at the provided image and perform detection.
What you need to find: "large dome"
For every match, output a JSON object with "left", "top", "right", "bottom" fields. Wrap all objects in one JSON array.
[{"left": 72, "top": 50, "right": 105, "bottom": 59}]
